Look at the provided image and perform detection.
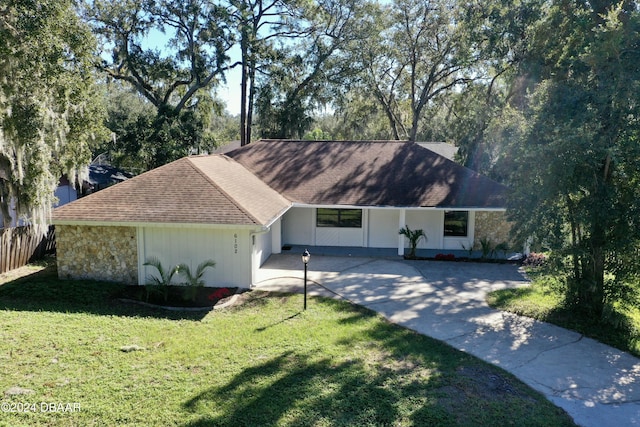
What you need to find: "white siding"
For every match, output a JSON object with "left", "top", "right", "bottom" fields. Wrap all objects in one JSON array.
[
  {"left": 282, "top": 207, "right": 313, "bottom": 245},
  {"left": 369, "top": 209, "right": 400, "bottom": 248},
  {"left": 139, "top": 227, "right": 251, "bottom": 287},
  {"left": 271, "top": 218, "right": 282, "bottom": 254},
  {"left": 316, "top": 227, "right": 363, "bottom": 246},
  {"left": 405, "top": 210, "right": 443, "bottom": 249},
  {"left": 254, "top": 229, "right": 272, "bottom": 268},
  {"left": 281, "top": 206, "right": 478, "bottom": 251},
  {"left": 252, "top": 229, "right": 272, "bottom": 286}
]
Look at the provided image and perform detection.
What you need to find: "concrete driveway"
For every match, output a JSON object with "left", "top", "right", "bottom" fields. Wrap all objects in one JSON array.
[{"left": 256, "top": 254, "right": 640, "bottom": 427}]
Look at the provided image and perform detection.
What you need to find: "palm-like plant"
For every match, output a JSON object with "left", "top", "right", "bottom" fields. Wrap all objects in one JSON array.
[
  {"left": 399, "top": 225, "right": 427, "bottom": 259},
  {"left": 176, "top": 259, "right": 217, "bottom": 301},
  {"left": 143, "top": 256, "right": 179, "bottom": 302}
]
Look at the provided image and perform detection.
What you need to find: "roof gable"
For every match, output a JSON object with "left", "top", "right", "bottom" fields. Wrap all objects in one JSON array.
[
  {"left": 227, "top": 140, "right": 507, "bottom": 208},
  {"left": 188, "top": 155, "right": 289, "bottom": 225},
  {"left": 53, "top": 156, "right": 290, "bottom": 226}
]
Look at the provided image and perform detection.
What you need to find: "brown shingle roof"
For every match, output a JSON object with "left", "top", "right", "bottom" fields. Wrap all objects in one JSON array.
[
  {"left": 227, "top": 140, "right": 507, "bottom": 208},
  {"left": 53, "top": 140, "right": 506, "bottom": 226},
  {"left": 52, "top": 156, "right": 290, "bottom": 226}
]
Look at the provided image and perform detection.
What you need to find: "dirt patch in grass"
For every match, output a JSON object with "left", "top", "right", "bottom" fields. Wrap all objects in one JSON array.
[
  {"left": 116, "top": 285, "right": 243, "bottom": 309},
  {"left": 436, "top": 364, "right": 546, "bottom": 425}
]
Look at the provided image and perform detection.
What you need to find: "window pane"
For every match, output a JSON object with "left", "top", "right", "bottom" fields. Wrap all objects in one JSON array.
[
  {"left": 339, "top": 209, "right": 362, "bottom": 227},
  {"left": 317, "top": 208, "right": 339, "bottom": 227},
  {"left": 316, "top": 208, "right": 362, "bottom": 228},
  {"left": 444, "top": 211, "right": 468, "bottom": 237}
]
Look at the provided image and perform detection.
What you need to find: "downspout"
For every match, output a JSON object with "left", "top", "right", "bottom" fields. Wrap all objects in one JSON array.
[{"left": 249, "top": 226, "right": 270, "bottom": 244}]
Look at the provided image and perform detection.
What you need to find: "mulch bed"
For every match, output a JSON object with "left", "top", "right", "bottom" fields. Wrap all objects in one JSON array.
[
  {"left": 116, "top": 285, "right": 240, "bottom": 308},
  {"left": 403, "top": 254, "right": 520, "bottom": 264}
]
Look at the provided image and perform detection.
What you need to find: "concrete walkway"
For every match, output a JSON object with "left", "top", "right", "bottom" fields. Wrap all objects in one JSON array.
[{"left": 255, "top": 254, "right": 640, "bottom": 427}]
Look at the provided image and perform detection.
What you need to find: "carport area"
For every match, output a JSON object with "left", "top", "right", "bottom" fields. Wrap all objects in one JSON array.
[{"left": 256, "top": 253, "right": 640, "bottom": 427}]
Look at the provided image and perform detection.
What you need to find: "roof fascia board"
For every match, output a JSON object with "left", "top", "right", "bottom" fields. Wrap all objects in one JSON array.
[
  {"left": 291, "top": 203, "right": 505, "bottom": 212},
  {"left": 262, "top": 204, "right": 293, "bottom": 228},
  {"left": 51, "top": 220, "right": 261, "bottom": 230}
]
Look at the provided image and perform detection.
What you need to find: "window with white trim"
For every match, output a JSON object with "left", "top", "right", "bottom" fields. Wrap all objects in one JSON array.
[
  {"left": 316, "top": 208, "right": 362, "bottom": 228},
  {"left": 444, "top": 211, "right": 468, "bottom": 237}
]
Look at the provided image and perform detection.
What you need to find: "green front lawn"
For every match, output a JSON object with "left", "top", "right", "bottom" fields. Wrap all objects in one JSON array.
[{"left": 0, "top": 262, "right": 575, "bottom": 426}]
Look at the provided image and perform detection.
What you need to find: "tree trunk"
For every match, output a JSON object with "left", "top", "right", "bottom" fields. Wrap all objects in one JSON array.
[
  {"left": 240, "top": 32, "right": 249, "bottom": 146},
  {"left": 565, "top": 194, "right": 581, "bottom": 303},
  {"left": 583, "top": 233, "right": 606, "bottom": 316},
  {"left": 409, "top": 117, "right": 418, "bottom": 142},
  {"left": 246, "top": 57, "right": 255, "bottom": 144}
]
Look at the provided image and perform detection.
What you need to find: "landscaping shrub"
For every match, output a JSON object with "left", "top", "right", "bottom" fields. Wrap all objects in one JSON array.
[{"left": 522, "top": 253, "right": 547, "bottom": 268}]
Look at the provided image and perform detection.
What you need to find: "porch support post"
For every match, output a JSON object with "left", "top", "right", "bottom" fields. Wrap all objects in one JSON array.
[
  {"left": 271, "top": 219, "right": 282, "bottom": 254},
  {"left": 398, "top": 209, "right": 406, "bottom": 256}
]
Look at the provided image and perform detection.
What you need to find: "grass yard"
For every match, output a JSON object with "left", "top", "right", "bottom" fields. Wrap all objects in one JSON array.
[
  {"left": 0, "top": 261, "right": 576, "bottom": 426},
  {"left": 487, "top": 268, "right": 640, "bottom": 357}
]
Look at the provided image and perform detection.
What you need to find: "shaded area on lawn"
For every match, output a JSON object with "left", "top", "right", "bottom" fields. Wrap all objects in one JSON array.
[
  {"left": 116, "top": 284, "right": 239, "bottom": 308},
  {"left": 182, "top": 294, "right": 576, "bottom": 427},
  {"left": 0, "top": 269, "right": 577, "bottom": 427},
  {"left": 0, "top": 263, "right": 210, "bottom": 320},
  {"left": 488, "top": 284, "right": 640, "bottom": 358}
]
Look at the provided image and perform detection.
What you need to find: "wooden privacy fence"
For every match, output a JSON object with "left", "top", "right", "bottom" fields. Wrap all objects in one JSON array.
[{"left": 0, "top": 226, "right": 56, "bottom": 274}]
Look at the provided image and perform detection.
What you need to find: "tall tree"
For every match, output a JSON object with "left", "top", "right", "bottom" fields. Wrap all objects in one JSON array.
[
  {"left": 507, "top": 1, "right": 640, "bottom": 316},
  {"left": 86, "top": 0, "right": 233, "bottom": 169},
  {"left": 96, "top": 83, "right": 223, "bottom": 173},
  {"left": 352, "top": 0, "right": 477, "bottom": 141},
  {"left": 229, "top": 0, "right": 309, "bottom": 145},
  {"left": 445, "top": 0, "right": 543, "bottom": 173},
  {"left": 255, "top": 0, "right": 374, "bottom": 139},
  {"left": 0, "top": 0, "right": 107, "bottom": 229}
]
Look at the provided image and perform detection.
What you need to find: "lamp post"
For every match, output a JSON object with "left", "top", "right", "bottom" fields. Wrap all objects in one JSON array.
[{"left": 302, "top": 249, "right": 310, "bottom": 310}]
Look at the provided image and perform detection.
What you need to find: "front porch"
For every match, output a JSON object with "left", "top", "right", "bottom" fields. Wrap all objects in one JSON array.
[
  {"left": 277, "top": 207, "right": 514, "bottom": 258},
  {"left": 280, "top": 244, "right": 490, "bottom": 260}
]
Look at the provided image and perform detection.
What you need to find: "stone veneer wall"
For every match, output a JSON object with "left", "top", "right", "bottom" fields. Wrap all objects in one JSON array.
[
  {"left": 57, "top": 225, "right": 138, "bottom": 284},
  {"left": 473, "top": 211, "right": 513, "bottom": 250}
]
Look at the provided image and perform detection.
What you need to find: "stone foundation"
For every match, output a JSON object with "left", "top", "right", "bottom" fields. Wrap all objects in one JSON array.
[
  {"left": 56, "top": 225, "right": 138, "bottom": 284},
  {"left": 474, "top": 211, "right": 513, "bottom": 250}
]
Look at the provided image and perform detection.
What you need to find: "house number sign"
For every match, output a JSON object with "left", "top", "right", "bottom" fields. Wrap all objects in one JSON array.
[{"left": 234, "top": 233, "right": 238, "bottom": 254}]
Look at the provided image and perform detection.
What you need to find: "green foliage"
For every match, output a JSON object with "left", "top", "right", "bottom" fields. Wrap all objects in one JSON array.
[
  {"left": 96, "top": 85, "right": 223, "bottom": 172},
  {"left": 86, "top": 0, "right": 232, "bottom": 170},
  {"left": 460, "top": 241, "right": 475, "bottom": 257},
  {"left": 478, "top": 237, "right": 496, "bottom": 259},
  {"left": 143, "top": 256, "right": 179, "bottom": 302},
  {"left": 505, "top": 2, "right": 640, "bottom": 316},
  {"left": 495, "top": 242, "right": 510, "bottom": 257},
  {"left": 0, "top": 268, "right": 577, "bottom": 426},
  {"left": 322, "top": 93, "right": 396, "bottom": 140},
  {"left": 0, "top": 0, "right": 107, "bottom": 229},
  {"left": 337, "top": 0, "right": 498, "bottom": 142},
  {"left": 476, "top": 238, "right": 509, "bottom": 259},
  {"left": 487, "top": 268, "right": 640, "bottom": 357},
  {"left": 399, "top": 225, "right": 426, "bottom": 258},
  {"left": 254, "top": 0, "right": 375, "bottom": 140},
  {"left": 302, "top": 127, "right": 332, "bottom": 141},
  {"left": 142, "top": 257, "right": 217, "bottom": 303},
  {"left": 255, "top": 83, "right": 314, "bottom": 139},
  {"left": 176, "top": 259, "right": 216, "bottom": 302}
]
